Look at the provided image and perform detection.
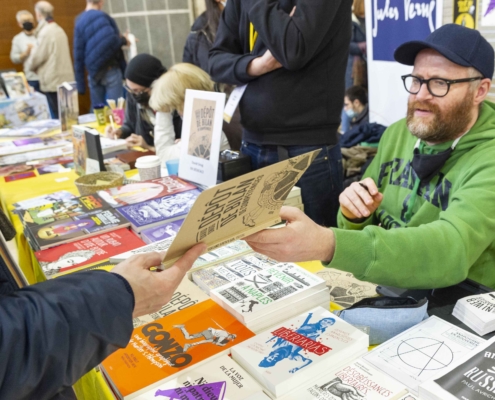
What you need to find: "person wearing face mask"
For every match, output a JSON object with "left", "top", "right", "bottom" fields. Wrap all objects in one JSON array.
[
  {"left": 343, "top": 86, "right": 368, "bottom": 131},
  {"left": 105, "top": 53, "right": 182, "bottom": 151},
  {"left": 10, "top": 10, "right": 40, "bottom": 92},
  {"left": 243, "top": 25, "right": 495, "bottom": 290}
]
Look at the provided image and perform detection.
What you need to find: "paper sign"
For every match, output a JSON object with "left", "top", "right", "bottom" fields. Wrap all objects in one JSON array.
[
  {"left": 223, "top": 84, "right": 247, "bottom": 123},
  {"left": 178, "top": 89, "right": 226, "bottom": 187},
  {"left": 85, "top": 158, "right": 101, "bottom": 174}
]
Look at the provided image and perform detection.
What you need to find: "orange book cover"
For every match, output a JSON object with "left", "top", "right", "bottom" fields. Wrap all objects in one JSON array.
[{"left": 100, "top": 299, "right": 254, "bottom": 399}]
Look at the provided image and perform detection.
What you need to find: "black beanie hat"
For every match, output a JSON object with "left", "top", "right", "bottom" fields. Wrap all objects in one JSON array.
[{"left": 125, "top": 54, "right": 167, "bottom": 88}]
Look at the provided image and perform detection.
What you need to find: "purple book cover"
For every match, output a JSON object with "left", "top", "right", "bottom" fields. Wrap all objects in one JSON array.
[
  {"left": 141, "top": 219, "right": 184, "bottom": 244},
  {"left": 13, "top": 138, "right": 43, "bottom": 146},
  {"left": 117, "top": 190, "right": 200, "bottom": 229}
]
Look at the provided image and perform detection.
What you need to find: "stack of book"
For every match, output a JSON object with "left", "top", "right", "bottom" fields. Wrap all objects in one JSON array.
[
  {"left": 20, "top": 193, "right": 130, "bottom": 251},
  {"left": 452, "top": 292, "right": 495, "bottom": 336},
  {"left": 100, "top": 299, "right": 255, "bottom": 399},
  {"left": 210, "top": 262, "right": 330, "bottom": 332},
  {"left": 191, "top": 252, "right": 278, "bottom": 295},
  {"left": 419, "top": 336, "right": 495, "bottom": 400},
  {"left": 34, "top": 228, "right": 145, "bottom": 278},
  {"left": 231, "top": 307, "right": 369, "bottom": 398},
  {"left": 283, "top": 186, "right": 304, "bottom": 212}
]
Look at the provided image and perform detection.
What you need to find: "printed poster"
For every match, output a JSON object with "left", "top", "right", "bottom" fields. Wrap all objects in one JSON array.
[
  {"left": 482, "top": 0, "right": 495, "bottom": 25},
  {"left": 179, "top": 89, "right": 225, "bottom": 187},
  {"left": 454, "top": 0, "right": 478, "bottom": 28}
]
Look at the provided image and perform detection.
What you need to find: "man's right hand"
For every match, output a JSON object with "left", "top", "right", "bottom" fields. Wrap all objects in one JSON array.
[
  {"left": 105, "top": 125, "right": 122, "bottom": 139},
  {"left": 247, "top": 50, "right": 283, "bottom": 77},
  {"left": 339, "top": 178, "right": 383, "bottom": 221}
]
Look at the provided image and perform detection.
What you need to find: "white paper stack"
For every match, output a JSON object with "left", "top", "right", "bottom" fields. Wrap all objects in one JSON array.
[
  {"left": 210, "top": 262, "right": 329, "bottom": 332},
  {"left": 452, "top": 292, "right": 495, "bottom": 336},
  {"left": 362, "top": 316, "right": 486, "bottom": 396},
  {"left": 191, "top": 252, "right": 278, "bottom": 295},
  {"left": 231, "top": 306, "right": 369, "bottom": 399}
]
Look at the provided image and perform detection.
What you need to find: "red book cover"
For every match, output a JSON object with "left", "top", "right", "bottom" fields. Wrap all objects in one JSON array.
[
  {"left": 98, "top": 176, "right": 198, "bottom": 208},
  {"left": 35, "top": 228, "right": 145, "bottom": 277}
]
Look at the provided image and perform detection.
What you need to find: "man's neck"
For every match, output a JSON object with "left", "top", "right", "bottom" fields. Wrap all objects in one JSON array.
[{"left": 86, "top": 4, "right": 100, "bottom": 11}]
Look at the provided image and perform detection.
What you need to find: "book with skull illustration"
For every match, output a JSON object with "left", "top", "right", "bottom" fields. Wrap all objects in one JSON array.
[
  {"left": 161, "top": 150, "right": 320, "bottom": 269},
  {"left": 231, "top": 306, "right": 369, "bottom": 398}
]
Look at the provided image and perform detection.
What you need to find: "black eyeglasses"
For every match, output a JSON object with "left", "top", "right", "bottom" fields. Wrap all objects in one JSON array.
[
  {"left": 123, "top": 84, "right": 149, "bottom": 96},
  {"left": 401, "top": 74, "right": 483, "bottom": 97}
]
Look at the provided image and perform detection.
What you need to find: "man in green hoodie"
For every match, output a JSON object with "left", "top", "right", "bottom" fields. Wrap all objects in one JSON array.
[{"left": 245, "top": 24, "right": 495, "bottom": 290}]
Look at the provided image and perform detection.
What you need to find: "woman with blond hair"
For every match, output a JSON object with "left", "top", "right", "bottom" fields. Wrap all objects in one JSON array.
[{"left": 149, "top": 63, "right": 230, "bottom": 163}]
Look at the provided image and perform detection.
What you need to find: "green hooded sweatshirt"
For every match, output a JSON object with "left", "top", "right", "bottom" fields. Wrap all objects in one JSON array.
[{"left": 327, "top": 101, "right": 495, "bottom": 289}]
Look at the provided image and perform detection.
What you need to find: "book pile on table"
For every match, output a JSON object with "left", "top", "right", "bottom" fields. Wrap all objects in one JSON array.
[
  {"left": 231, "top": 307, "right": 369, "bottom": 399},
  {"left": 452, "top": 292, "right": 495, "bottom": 336},
  {"left": 210, "top": 262, "right": 330, "bottom": 332},
  {"left": 283, "top": 186, "right": 304, "bottom": 212}
]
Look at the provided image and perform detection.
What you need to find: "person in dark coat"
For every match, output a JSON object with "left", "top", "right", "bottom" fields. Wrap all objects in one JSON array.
[
  {"left": 74, "top": 0, "right": 128, "bottom": 109},
  {"left": 343, "top": 85, "right": 369, "bottom": 131},
  {"left": 0, "top": 207, "right": 205, "bottom": 400}
]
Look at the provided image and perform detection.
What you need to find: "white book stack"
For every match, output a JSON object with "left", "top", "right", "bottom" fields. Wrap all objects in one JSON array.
[
  {"left": 452, "top": 292, "right": 495, "bottom": 336},
  {"left": 210, "top": 262, "right": 330, "bottom": 332},
  {"left": 283, "top": 186, "right": 304, "bottom": 212},
  {"left": 231, "top": 307, "right": 369, "bottom": 399},
  {"left": 419, "top": 336, "right": 495, "bottom": 400},
  {"left": 191, "top": 253, "right": 278, "bottom": 295},
  {"left": 109, "top": 237, "right": 174, "bottom": 263},
  {"left": 132, "top": 355, "right": 270, "bottom": 400},
  {"left": 362, "top": 316, "right": 486, "bottom": 396},
  {"left": 280, "top": 359, "right": 411, "bottom": 400}
]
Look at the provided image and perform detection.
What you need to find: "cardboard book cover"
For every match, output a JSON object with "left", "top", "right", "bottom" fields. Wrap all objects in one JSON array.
[
  {"left": 98, "top": 176, "right": 198, "bottom": 208},
  {"left": 210, "top": 262, "right": 326, "bottom": 322},
  {"left": 192, "top": 253, "right": 277, "bottom": 294},
  {"left": 231, "top": 307, "right": 369, "bottom": 398},
  {"left": 131, "top": 354, "right": 270, "bottom": 400},
  {"left": 141, "top": 219, "right": 184, "bottom": 245},
  {"left": 132, "top": 278, "right": 209, "bottom": 329},
  {"left": 27, "top": 200, "right": 130, "bottom": 250},
  {"left": 72, "top": 125, "right": 88, "bottom": 176},
  {"left": 100, "top": 299, "right": 255, "bottom": 399},
  {"left": 117, "top": 189, "right": 201, "bottom": 232},
  {"left": 35, "top": 228, "right": 145, "bottom": 278},
  {"left": 162, "top": 150, "right": 320, "bottom": 268}
]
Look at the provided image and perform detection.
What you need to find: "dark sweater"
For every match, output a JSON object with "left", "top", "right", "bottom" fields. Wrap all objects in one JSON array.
[
  {"left": 183, "top": 13, "right": 212, "bottom": 72},
  {"left": 74, "top": 10, "right": 126, "bottom": 94},
  {"left": 209, "top": 0, "right": 352, "bottom": 146}
]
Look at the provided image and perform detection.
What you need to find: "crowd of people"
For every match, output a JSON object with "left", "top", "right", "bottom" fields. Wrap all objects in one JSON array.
[{"left": 3, "top": 0, "right": 495, "bottom": 398}]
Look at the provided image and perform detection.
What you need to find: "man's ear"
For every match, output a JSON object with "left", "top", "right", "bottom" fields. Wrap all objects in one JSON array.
[{"left": 474, "top": 78, "right": 492, "bottom": 106}]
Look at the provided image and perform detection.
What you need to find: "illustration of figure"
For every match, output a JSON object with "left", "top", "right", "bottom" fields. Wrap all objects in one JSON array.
[
  {"left": 319, "top": 378, "right": 364, "bottom": 399},
  {"left": 259, "top": 314, "right": 335, "bottom": 373},
  {"left": 154, "top": 192, "right": 196, "bottom": 217},
  {"left": 15, "top": 101, "right": 36, "bottom": 123},
  {"left": 40, "top": 250, "right": 95, "bottom": 276},
  {"left": 240, "top": 300, "right": 259, "bottom": 313},
  {"left": 37, "top": 220, "right": 94, "bottom": 240},
  {"left": 35, "top": 202, "right": 82, "bottom": 220},
  {"left": 102, "top": 183, "right": 166, "bottom": 206},
  {"left": 151, "top": 224, "right": 178, "bottom": 239},
  {"left": 173, "top": 324, "right": 236, "bottom": 352},
  {"left": 243, "top": 154, "right": 314, "bottom": 227}
]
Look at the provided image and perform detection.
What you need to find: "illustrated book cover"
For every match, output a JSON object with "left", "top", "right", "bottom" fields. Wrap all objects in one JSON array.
[
  {"left": 100, "top": 299, "right": 255, "bottom": 399},
  {"left": 98, "top": 176, "right": 198, "bottom": 208},
  {"left": 231, "top": 306, "right": 369, "bottom": 398},
  {"left": 161, "top": 150, "right": 320, "bottom": 269},
  {"left": 141, "top": 219, "right": 184, "bottom": 244}
]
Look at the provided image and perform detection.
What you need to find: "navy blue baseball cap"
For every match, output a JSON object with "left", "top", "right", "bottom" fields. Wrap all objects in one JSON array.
[{"left": 394, "top": 24, "right": 494, "bottom": 80}]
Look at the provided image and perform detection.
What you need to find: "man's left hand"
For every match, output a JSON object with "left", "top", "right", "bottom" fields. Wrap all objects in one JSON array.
[
  {"left": 126, "top": 133, "right": 149, "bottom": 150},
  {"left": 245, "top": 206, "right": 335, "bottom": 263}
]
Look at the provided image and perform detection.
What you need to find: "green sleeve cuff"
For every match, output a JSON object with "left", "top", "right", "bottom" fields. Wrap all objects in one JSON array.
[
  {"left": 321, "top": 228, "right": 375, "bottom": 280},
  {"left": 337, "top": 210, "right": 374, "bottom": 230}
]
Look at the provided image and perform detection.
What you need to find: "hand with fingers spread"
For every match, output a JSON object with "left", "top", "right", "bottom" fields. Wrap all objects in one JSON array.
[
  {"left": 245, "top": 206, "right": 335, "bottom": 263},
  {"left": 339, "top": 178, "right": 383, "bottom": 221},
  {"left": 111, "top": 244, "right": 206, "bottom": 318}
]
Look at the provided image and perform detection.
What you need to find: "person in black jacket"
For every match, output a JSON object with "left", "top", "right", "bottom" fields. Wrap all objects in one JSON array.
[
  {"left": 105, "top": 54, "right": 182, "bottom": 150},
  {"left": 208, "top": 0, "right": 352, "bottom": 227},
  {"left": 183, "top": 0, "right": 225, "bottom": 72},
  {"left": 0, "top": 234, "right": 205, "bottom": 400}
]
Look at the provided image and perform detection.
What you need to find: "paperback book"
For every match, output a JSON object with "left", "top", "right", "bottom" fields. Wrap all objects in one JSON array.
[
  {"left": 452, "top": 292, "right": 495, "bottom": 336},
  {"left": 98, "top": 176, "right": 198, "bottom": 208},
  {"left": 117, "top": 189, "right": 201, "bottom": 233},
  {"left": 0, "top": 145, "right": 73, "bottom": 166},
  {"left": 35, "top": 228, "right": 144, "bottom": 277},
  {"left": 0, "top": 138, "right": 70, "bottom": 157},
  {"left": 109, "top": 237, "right": 174, "bottom": 263},
  {"left": 130, "top": 355, "right": 270, "bottom": 400},
  {"left": 362, "top": 315, "right": 486, "bottom": 395},
  {"left": 141, "top": 219, "right": 184, "bottom": 244},
  {"left": 72, "top": 124, "right": 88, "bottom": 175},
  {"left": 57, "top": 81, "right": 78, "bottom": 132},
  {"left": 231, "top": 307, "right": 369, "bottom": 398},
  {"left": 100, "top": 299, "right": 255, "bottom": 400}
]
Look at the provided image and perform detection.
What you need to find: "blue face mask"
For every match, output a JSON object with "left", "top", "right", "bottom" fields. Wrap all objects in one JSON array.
[{"left": 345, "top": 108, "right": 356, "bottom": 119}]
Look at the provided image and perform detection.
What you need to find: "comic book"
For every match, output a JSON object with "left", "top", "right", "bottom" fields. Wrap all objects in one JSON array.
[
  {"left": 231, "top": 307, "right": 369, "bottom": 398},
  {"left": 129, "top": 355, "right": 270, "bottom": 400},
  {"left": 117, "top": 189, "right": 201, "bottom": 233},
  {"left": 100, "top": 300, "right": 255, "bottom": 399},
  {"left": 98, "top": 176, "right": 198, "bottom": 208},
  {"left": 72, "top": 124, "right": 88, "bottom": 175},
  {"left": 141, "top": 219, "right": 184, "bottom": 245},
  {"left": 35, "top": 228, "right": 144, "bottom": 278}
]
